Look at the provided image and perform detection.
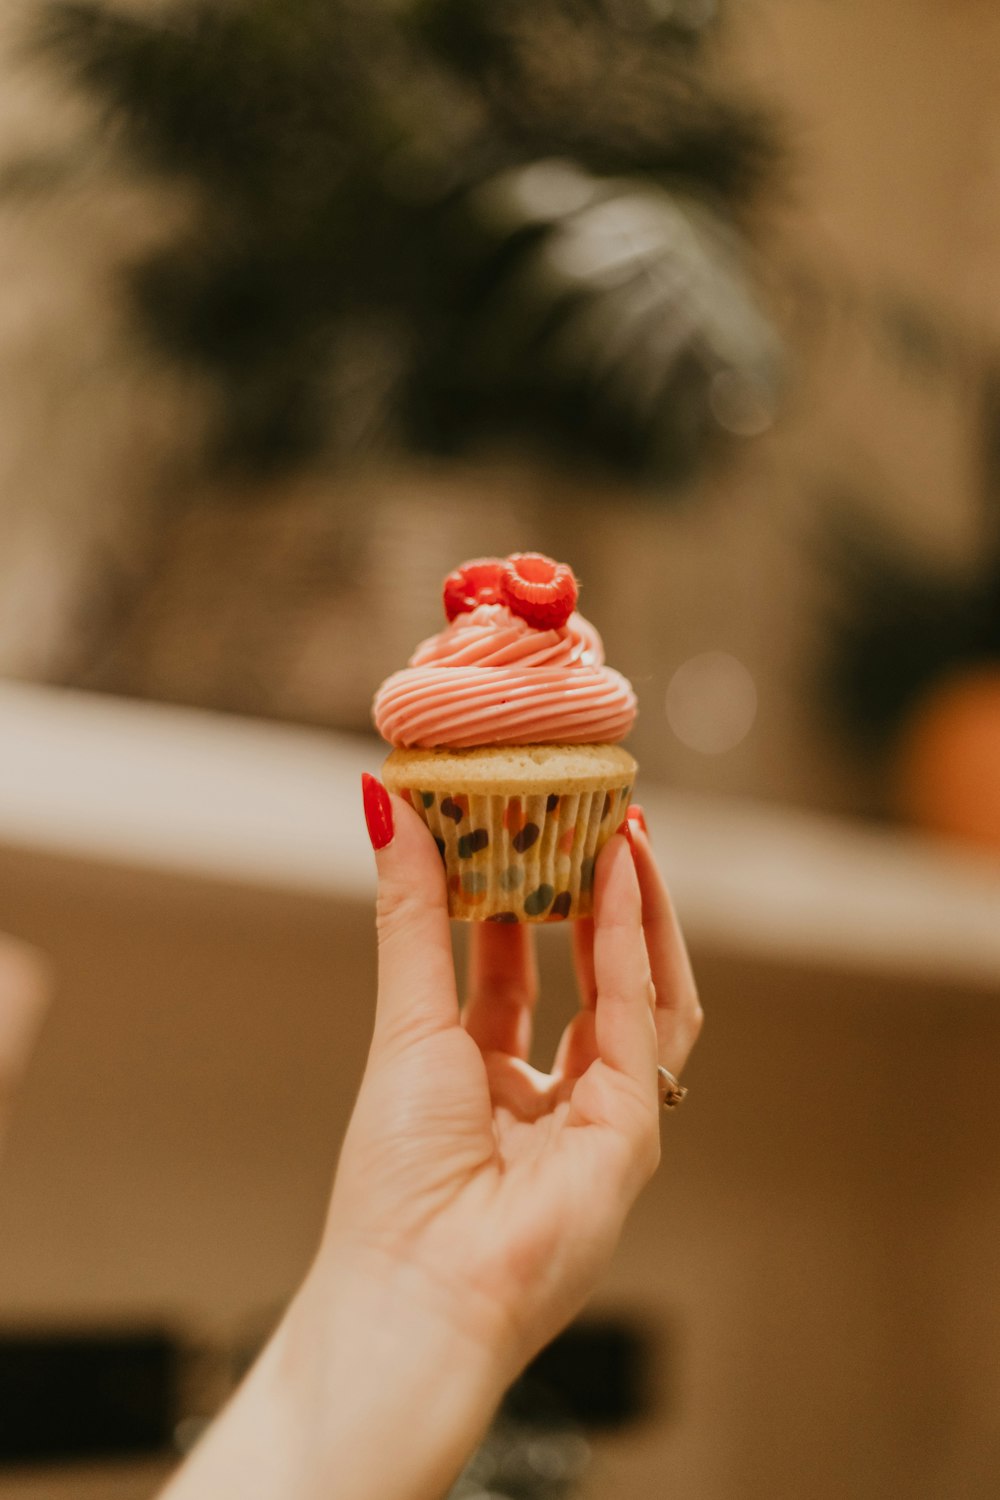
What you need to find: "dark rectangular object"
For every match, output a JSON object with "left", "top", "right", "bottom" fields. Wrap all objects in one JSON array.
[
  {"left": 506, "top": 1316, "right": 656, "bottom": 1429},
  {"left": 0, "top": 1329, "right": 180, "bottom": 1463}
]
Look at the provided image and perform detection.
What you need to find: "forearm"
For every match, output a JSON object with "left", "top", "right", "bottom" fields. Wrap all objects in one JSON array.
[{"left": 160, "top": 1260, "right": 509, "bottom": 1500}]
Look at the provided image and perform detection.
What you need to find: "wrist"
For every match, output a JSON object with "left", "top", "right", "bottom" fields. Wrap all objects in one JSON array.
[
  {"left": 163, "top": 1253, "right": 509, "bottom": 1500},
  {"left": 271, "top": 1251, "right": 511, "bottom": 1500}
]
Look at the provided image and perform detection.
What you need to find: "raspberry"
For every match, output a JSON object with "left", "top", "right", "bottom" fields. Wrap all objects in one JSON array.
[
  {"left": 500, "top": 552, "right": 578, "bottom": 630},
  {"left": 442, "top": 558, "right": 506, "bottom": 621}
]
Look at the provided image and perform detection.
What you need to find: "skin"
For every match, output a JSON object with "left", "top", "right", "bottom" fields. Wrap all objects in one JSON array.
[
  {"left": 0, "top": 935, "right": 49, "bottom": 1156},
  {"left": 162, "top": 796, "right": 702, "bottom": 1500}
]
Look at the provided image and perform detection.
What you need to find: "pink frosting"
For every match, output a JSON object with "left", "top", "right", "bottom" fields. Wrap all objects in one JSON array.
[{"left": 373, "top": 603, "right": 637, "bottom": 748}]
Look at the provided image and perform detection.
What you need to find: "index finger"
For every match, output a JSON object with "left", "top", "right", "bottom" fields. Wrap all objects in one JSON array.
[{"left": 464, "top": 922, "right": 538, "bottom": 1059}]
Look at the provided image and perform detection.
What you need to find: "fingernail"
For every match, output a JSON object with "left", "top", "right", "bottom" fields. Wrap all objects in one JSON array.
[
  {"left": 627, "top": 803, "right": 649, "bottom": 839},
  {"left": 362, "top": 773, "right": 394, "bottom": 851},
  {"left": 616, "top": 817, "right": 637, "bottom": 860}
]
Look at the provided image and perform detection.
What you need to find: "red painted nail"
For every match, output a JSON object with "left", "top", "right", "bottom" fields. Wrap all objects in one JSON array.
[
  {"left": 362, "top": 773, "right": 394, "bottom": 851},
  {"left": 616, "top": 817, "right": 637, "bottom": 859},
  {"left": 627, "top": 803, "right": 649, "bottom": 838}
]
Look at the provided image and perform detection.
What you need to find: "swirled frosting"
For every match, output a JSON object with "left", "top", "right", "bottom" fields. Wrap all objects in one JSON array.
[{"left": 373, "top": 603, "right": 637, "bottom": 748}]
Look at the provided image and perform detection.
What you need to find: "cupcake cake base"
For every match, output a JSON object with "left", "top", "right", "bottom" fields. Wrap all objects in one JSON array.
[{"left": 382, "top": 744, "right": 637, "bottom": 922}]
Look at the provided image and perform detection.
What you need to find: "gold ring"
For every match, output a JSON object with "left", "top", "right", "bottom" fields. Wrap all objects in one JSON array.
[{"left": 657, "top": 1066, "right": 688, "bottom": 1110}]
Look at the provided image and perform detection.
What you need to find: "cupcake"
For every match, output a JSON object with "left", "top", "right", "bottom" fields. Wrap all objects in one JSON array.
[{"left": 372, "top": 553, "right": 637, "bottom": 922}]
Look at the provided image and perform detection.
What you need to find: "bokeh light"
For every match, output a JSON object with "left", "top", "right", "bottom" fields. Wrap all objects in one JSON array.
[{"left": 665, "top": 650, "right": 758, "bottom": 754}]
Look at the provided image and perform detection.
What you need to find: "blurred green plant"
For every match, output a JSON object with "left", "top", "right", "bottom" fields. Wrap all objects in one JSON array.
[{"left": 33, "top": 0, "right": 782, "bottom": 484}]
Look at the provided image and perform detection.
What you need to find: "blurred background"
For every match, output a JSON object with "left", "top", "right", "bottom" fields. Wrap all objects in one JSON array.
[{"left": 1, "top": 0, "right": 999, "bottom": 1496}]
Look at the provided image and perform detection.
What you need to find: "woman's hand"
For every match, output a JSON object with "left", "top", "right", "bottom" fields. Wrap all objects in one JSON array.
[
  {"left": 162, "top": 783, "right": 700, "bottom": 1500},
  {"left": 320, "top": 784, "right": 702, "bottom": 1378}
]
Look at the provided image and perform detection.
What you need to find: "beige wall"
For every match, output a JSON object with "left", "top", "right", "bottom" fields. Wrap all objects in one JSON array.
[
  {"left": 733, "top": 0, "right": 1000, "bottom": 564},
  {"left": 2, "top": 843, "right": 998, "bottom": 1499},
  {"left": 0, "top": 2, "right": 204, "bottom": 681},
  {"left": 2, "top": 3, "right": 1000, "bottom": 820},
  {"left": 3, "top": 9, "right": 1000, "bottom": 1499}
]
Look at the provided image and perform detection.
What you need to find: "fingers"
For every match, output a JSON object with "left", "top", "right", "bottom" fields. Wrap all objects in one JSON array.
[
  {"left": 626, "top": 809, "right": 703, "bottom": 1075},
  {"left": 588, "top": 834, "right": 658, "bottom": 1092},
  {"left": 363, "top": 776, "right": 459, "bottom": 1045},
  {"left": 552, "top": 1006, "right": 597, "bottom": 1080},
  {"left": 571, "top": 918, "right": 597, "bottom": 1011},
  {"left": 464, "top": 922, "right": 538, "bottom": 1060},
  {"left": 564, "top": 834, "right": 659, "bottom": 1190}
]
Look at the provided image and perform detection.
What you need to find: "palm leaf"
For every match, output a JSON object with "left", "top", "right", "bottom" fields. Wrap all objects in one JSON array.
[
  {"left": 32, "top": 0, "right": 782, "bottom": 483},
  {"left": 405, "top": 165, "right": 780, "bottom": 482}
]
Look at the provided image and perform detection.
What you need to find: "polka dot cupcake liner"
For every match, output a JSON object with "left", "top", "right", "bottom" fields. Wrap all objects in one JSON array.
[{"left": 397, "top": 782, "right": 635, "bottom": 922}]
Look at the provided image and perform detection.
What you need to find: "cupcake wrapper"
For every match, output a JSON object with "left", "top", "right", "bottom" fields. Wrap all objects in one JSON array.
[{"left": 398, "top": 782, "right": 635, "bottom": 921}]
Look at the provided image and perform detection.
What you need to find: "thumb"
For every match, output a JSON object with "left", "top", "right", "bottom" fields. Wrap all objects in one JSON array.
[{"left": 362, "top": 774, "right": 459, "bottom": 1044}]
